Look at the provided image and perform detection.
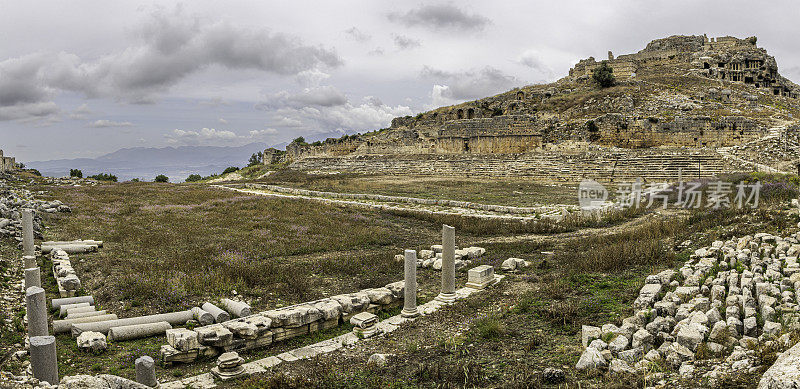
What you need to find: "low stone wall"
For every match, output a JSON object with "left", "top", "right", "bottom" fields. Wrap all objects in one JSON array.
[
  {"left": 159, "top": 281, "right": 404, "bottom": 365},
  {"left": 290, "top": 149, "right": 743, "bottom": 182}
]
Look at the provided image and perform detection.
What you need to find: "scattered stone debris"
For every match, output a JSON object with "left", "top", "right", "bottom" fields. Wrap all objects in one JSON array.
[{"left": 577, "top": 233, "right": 800, "bottom": 383}]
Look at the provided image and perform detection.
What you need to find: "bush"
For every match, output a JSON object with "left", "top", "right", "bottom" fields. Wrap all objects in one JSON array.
[
  {"left": 69, "top": 169, "right": 83, "bottom": 178},
  {"left": 154, "top": 174, "right": 169, "bottom": 183},
  {"left": 592, "top": 62, "right": 616, "bottom": 88},
  {"left": 130, "top": 178, "right": 140, "bottom": 182},
  {"left": 89, "top": 173, "right": 118, "bottom": 182},
  {"left": 291, "top": 137, "right": 306, "bottom": 145},
  {"left": 222, "top": 166, "right": 239, "bottom": 175},
  {"left": 185, "top": 174, "right": 202, "bottom": 182},
  {"left": 248, "top": 152, "right": 263, "bottom": 167}
]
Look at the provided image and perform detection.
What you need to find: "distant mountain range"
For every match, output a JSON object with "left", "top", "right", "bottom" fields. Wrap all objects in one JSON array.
[{"left": 26, "top": 142, "right": 280, "bottom": 182}]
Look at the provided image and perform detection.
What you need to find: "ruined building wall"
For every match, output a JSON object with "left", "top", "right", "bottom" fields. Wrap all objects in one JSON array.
[{"left": 0, "top": 149, "right": 16, "bottom": 173}]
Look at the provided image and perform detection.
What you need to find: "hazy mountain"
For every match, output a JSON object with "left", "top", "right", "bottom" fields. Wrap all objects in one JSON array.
[{"left": 26, "top": 142, "right": 272, "bottom": 182}]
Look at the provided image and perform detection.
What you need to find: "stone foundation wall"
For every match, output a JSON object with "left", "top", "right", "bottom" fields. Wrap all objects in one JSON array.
[{"left": 290, "top": 149, "right": 745, "bottom": 182}]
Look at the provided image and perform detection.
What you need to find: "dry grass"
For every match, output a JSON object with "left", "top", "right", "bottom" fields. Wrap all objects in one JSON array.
[
  {"left": 43, "top": 182, "right": 435, "bottom": 313},
  {"left": 258, "top": 171, "right": 580, "bottom": 206}
]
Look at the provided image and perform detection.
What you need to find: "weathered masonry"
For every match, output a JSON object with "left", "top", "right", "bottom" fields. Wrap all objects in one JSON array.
[{"left": 0, "top": 150, "right": 17, "bottom": 173}]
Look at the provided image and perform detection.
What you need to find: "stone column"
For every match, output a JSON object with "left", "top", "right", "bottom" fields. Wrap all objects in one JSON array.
[
  {"left": 23, "top": 255, "right": 36, "bottom": 269},
  {"left": 436, "top": 225, "right": 457, "bottom": 304},
  {"left": 30, "top": 335, "right": 58, "bottom": 385},
  {"left": 22, "top": 209, "right": 35, "bottom": 257},
  {"left": 26, "top": 286, "right": 48, "bottom": 337},
  {"left": 401, "top": 249, "right": 420, "bottom": 318},
  {"left": 24, "top": 267, "right": 41, "bottom": 289},
  {"left": 135, "top": 356, "right": 158, "bottom": 387}
]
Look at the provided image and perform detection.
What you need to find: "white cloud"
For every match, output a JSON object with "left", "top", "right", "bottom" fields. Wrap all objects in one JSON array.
[
  {"left": 218, "top": 117, "right": 228, "bottom": 124},
  {"left": 89, "top": 119, "right": 133, "bottom": 128},
  {"left": 249, "top": 128, "right": 278, "bottom": 137}
]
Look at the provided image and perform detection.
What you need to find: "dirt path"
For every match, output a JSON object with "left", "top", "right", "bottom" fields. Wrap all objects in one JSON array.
[{"left": 475, "top": 209, "right": 687, "bottom": 245}]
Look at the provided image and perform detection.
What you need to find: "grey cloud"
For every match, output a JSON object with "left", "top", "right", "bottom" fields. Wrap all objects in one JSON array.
[
  {"left": 393, "top": 35, "right": 421, "bottom": 50},
  {"left": 260, "top": 85, "right": 348, "bottom": 109},
  {"left": 421, "top": 65, "right": 518, "bottom": 100},
  {"left": 518, "top": 50, "right": 553, "bottom": 79},
  {"left": 0, "top": 101, "right": 60, "bottom": 121},
  {"left": 344, "top": 27, "right": 371, "bottom": 42},
  {"left": 0, "top": 8, "right": 342, "bottom": 112},
  {"left": 0, "top": 54, "right": 52, "bottom": 107},
  {"left": 388, "top": 4, "right": 490, "bottom": 31}
]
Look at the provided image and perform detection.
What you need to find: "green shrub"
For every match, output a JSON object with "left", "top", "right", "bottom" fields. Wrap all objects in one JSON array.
[
  {"left": 185, "top": 174, "right": 202, "bottom": 182},
  {"left": 89, "top": 173, "right": 118, "bottom": 182},
  {"left": 154, "top": 174, "right": 169, "bottom": 183},
  {"left": 592, "top": 62, "right": 616, "bottom": 88},
  {"left": 222, "top": 166, "right": 239, "bottom": 175},
  {"left": 69, "top": 169, "right": 83, "bottom": 178}
]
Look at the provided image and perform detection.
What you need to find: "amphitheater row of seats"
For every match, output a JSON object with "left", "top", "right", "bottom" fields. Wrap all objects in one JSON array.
[{"left": 291, "top": 151, "right": 748, "bottom": 182}]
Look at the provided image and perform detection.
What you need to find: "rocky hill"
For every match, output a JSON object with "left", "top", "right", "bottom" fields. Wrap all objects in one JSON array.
[{"left": 284, "top": 35, "right": 800, "bottom": 181}]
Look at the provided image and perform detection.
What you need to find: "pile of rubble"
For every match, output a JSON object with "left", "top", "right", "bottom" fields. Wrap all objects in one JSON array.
[
  {"left": 577, "top": 233, "right": 800, "bottom": 384},
  {"left": 0, "top": 185, "right": 70, "bottom": 242},
  {"left": 160, "top": 280, "right": 405, "bottom": 365}
]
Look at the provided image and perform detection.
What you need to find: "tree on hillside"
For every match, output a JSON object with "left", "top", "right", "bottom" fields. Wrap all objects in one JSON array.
[
  {"left": 185, "top": 174, "right": 202, "bottom": 182},
  {"left": 89, "top": 173, "right": 117, "bottom": 182},
  {"left": 155, "top": 174, "right": 169, "bottom": 183},
  {"left": 222, "top": 166, "right": 239, "bottom": 175},
  {"left": 592, "top": 62, "right": 616, "bottom": 88},
  {"left": 248, "top": 151, "right": 263, "bottom": 167},
  {"left": 292, "top": 137, "right": 307, "bottom": 145},
  {"left": 69, "top": 169, "right": 83, "bottom": 178}
]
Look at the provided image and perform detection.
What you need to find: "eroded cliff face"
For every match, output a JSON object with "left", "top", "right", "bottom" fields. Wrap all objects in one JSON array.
[{"left": 284, "top": 35, "right": 800, "bottom": 180}]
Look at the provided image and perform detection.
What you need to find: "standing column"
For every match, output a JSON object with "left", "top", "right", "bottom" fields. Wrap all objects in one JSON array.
[
  {"left": 23, "top": 255, "right": 36, "bottom": 269},
  {"left": 22, "top": 209, "right": 35, "bottom": 257},
  {"left": 26, "top": 286, "right": 48, "bottom": 337},
  {"left": 135, "top": 356, "right": 158, "bottom": 387},
  {"left": 30, "top": 336, "right": 58, "bottom": 385},
  {"left": 401, "top": 250, "right": 420, "bottom": 318},
  {"left": 25, "top": 267, "right": 41, "bottom": 289},
  {"left": 436, "top": 225, "right": 457, "bottom": 304}
]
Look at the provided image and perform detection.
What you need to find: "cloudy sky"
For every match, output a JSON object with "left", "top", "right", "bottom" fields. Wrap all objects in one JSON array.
[{"left": 2, "top": 0, "right": 799, "bottom": 162}]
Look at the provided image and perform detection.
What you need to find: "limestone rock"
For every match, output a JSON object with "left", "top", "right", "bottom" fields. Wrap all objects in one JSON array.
[
  {"left": 575, "top": 347, "right": 607, "bottom": 371},
  {"left": 76, "top": 331, "right": 106, "bottom": 353},
  {"left": 608, "top": 358, "right": 636, "bottom": 376}
]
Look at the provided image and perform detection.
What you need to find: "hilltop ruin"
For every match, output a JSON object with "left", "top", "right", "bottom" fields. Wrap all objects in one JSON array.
[
  {"left": 0, "top": 150, "right": 17, "bottom": 173},
  {"left": 279, "top": 35, "right": 800, "bottom": 181}
]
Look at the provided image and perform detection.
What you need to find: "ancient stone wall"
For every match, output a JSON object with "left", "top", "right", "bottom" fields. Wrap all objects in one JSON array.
[
  {"left": 290, "top": 149, "right": 743, "bottom": 182},
  {"left": 592, "top": 115, "right": 763, "bottom": 148}
]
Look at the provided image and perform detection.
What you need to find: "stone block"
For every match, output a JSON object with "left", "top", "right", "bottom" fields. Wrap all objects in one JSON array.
[
  {"left": 465, "top": 265, "right": 496, "bottom": 289},
  {"left": 166, "top": 328, "right": 200, "bottom": 352},
  {"left": 195, "top": 324, "right": 234, "bottom": 347}
]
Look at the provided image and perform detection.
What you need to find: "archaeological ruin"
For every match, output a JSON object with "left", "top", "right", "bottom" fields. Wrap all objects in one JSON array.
[{"left": 277, "top": 35, "right": 800, "bottom": 181}]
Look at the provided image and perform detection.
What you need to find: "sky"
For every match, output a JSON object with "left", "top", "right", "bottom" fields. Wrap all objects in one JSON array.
[{"left": 2, "top": 0, "right": 800, "bottom": 162}]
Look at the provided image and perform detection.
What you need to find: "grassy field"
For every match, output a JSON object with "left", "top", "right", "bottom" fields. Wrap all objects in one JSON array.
[
  {"left": 41, "top": 182, "right": 451, "bottom": 315},
  {"left": 254, "top": 171, "right": 580, "bottom": 206},
  {"left": 2, "top": 171, "right": 796, "bottom": 385}
]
